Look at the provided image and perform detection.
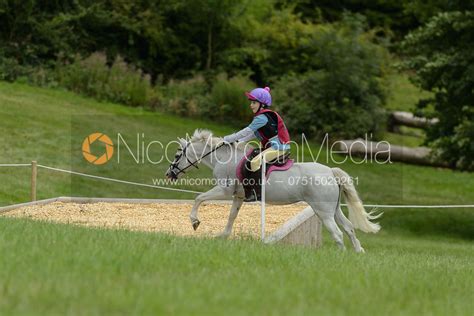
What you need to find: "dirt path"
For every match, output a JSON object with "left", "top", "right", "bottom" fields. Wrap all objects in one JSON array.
[{"left": 2, "top": 202, "right": 307, "bottom": 238}]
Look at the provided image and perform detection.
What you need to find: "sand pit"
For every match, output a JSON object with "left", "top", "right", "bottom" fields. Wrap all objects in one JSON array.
[{"left": 2, "top": 201, "right": 307, "bottom": 238}]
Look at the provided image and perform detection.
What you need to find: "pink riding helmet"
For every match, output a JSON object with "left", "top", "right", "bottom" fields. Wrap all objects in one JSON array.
[{"left": 245, "top": 87, "right": 272, "bottom": 106}]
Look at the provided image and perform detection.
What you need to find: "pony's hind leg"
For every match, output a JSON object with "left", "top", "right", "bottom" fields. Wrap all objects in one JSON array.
[
  {"left": 310, "top": 203, "right": 345, "bottom": 250},
  {"left": 323, "top": 216, "right": 345, "bottom": 250},
  {"left": 335, "top": 206, "right": 365, "bottom": 253}
]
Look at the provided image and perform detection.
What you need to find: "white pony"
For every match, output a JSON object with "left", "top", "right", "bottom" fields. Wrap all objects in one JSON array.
[{"left": 166, "top": 130, "right": 381, "bottom": 252}]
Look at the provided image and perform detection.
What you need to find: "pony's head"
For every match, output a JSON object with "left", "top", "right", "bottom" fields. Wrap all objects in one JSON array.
[{"left": 165, "top": 129, "right": 221, "bottom": 180}]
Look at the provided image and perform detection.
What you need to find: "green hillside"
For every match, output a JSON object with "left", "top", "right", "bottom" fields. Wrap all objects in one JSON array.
[
  {"left": 0, "top": 82, "right": 230, "bottom": 203},
  {"left": 0, "top": 82, "right": 473, "bottom": 239}
]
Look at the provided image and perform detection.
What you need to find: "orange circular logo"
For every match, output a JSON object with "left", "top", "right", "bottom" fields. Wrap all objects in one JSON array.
[{"left": 82, "top": 133, "right": 114, "bottom": 165}]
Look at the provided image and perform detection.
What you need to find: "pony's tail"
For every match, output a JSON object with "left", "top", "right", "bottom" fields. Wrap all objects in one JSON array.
[{"left": 332, "top": 167, "right": 382, "bottom": 233}]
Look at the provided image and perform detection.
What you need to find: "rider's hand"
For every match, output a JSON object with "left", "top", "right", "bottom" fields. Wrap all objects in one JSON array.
[{"left": 222, "top": 136, "right": 233, "bottom": 144}]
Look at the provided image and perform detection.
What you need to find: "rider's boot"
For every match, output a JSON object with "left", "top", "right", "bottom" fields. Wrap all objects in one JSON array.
[
  {"left": 243, "top": 169, "right": 262, "bottom": 202},
  {"left": 243, "top": 182, "right": 256, "bottom": 202}
]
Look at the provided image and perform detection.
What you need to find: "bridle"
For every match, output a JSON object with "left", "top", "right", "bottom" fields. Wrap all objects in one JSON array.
[{"left": 168, "top": 142, "right": 226, "bottom": 179}]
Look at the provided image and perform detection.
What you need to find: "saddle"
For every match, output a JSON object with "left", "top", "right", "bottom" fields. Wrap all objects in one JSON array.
[{"left": 238, "top": 148, "right": 293, "bottom": 202}]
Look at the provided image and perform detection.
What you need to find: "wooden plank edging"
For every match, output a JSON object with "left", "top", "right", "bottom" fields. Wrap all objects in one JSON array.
[
  {"left": 0, "top": 197, "right": 62, "bottom": 214},
  {"left": 264, "top": 207, "right": 314, "bottom": 243},
  {"left": 264, "top": 206, "right": 322, "bottom": 247}
]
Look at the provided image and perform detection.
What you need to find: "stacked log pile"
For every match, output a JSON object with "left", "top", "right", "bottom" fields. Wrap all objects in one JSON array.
[
  {"left": 336, "top": 111, "right": 446, "bottom": 167},
  {"left": 388, "top": 111, "right": 438, "bottom": 133},
  {"left": 334, "top": 140, "right": 447, "bottom": 167}
]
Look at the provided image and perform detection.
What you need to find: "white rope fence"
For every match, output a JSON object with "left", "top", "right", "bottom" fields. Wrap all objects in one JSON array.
[
  {"left": 360, "top": 204, "right": 474, "bottom": 208},
  {"left": 37, "top": 164, "right": 203, "bottom": 195},
  {"left": 0, "top": 163, "right": 32, "bottom": 167},
  {"left": 1, "top": 162, "right": 473, "bottom": 209}
]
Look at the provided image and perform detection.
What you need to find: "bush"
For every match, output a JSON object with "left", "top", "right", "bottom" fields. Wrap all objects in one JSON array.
[
  {"left": 160, "top": 73, "right": 255, "bottom": 124},
  {"left": 160, "top": 75, "right": 209, "bottom": 116},
  {"left": 0, "top": 56, "right": 34, "bottom": 82},
  {"left": 273, "top": 15, "right": 389, "bottom": 140},
  {"left": 204, "top": 74, "right": 254, "bottom": 123},
  {"left": 54, "top": 52, "right": 157, "bottom": 108}
]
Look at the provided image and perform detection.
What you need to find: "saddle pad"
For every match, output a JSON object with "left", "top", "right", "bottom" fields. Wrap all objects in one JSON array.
[
  {"left": 236, "top": 149, "right": 294, "bottom": 182},
  {"left": 266, "top": 159, "right": 294, "bottom": 177}
]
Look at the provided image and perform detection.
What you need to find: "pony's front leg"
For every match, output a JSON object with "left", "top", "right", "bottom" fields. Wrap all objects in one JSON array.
[
  {"left": 190, "top": 185, "right": 229, "bottom": 230},
  {"left": 217, "top": 196, "right": 244, "bottom": 239}
]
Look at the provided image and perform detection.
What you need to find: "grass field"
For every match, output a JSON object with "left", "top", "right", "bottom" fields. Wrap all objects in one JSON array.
[
  {"left": 0, "top": 81, "right": 473, "bottom": 315},
  {"left": 0, "top": 218, "right": 472, "bottom": 315}
]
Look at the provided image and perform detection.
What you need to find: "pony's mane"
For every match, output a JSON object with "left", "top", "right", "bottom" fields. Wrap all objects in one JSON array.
[{"left": 191, "top": 129, "right": 247, "bottom": 150}]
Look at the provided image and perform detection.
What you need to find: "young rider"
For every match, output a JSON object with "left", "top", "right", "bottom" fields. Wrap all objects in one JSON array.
[{"left": 223, "top": 87, "right": 291, "bottom": 201}]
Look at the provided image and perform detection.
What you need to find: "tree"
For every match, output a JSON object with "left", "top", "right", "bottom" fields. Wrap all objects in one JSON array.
[
  {"left": 277, "top": 0, "right": 420, "bottom": 41},
  {"left": 274, "top": 14, "right": 388, "bottom": 139},
  {"left": 0, "top": 0, "right": 81, "bottom": 78},
  {"left": 401, "top": 11, "right": 474, "bottom": 170}
]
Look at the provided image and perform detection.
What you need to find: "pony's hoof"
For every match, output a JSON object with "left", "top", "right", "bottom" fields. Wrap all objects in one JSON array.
[
  {"left": 358, "top": 247, "right": 366, "bottom": 254},
  {"left": 215, "top": 232, "right": 230, "bottom": 239},
  {"left": 192, "top": 220, "right": 200, "bottom": 231}
]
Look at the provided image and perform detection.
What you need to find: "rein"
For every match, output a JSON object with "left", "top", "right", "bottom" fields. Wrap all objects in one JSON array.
[{"left": 169, "top": 142, "right": 226, "bottom": 178}]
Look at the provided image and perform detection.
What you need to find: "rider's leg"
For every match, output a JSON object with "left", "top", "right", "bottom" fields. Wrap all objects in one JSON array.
[
  {"left": 243, "top": 148, "right": 286, "bottom": 202},
  {"left": 249, "top": 148, "right": 285, "bottom": 172}
]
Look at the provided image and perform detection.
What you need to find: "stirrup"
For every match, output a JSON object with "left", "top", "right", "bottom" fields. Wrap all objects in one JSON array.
[
  {"left": 243, "top": 192, "right": 256, "bottom": 202},
  {"left": 244, "top": 195, "right": 257, "bottom": 202},
  {"left": 244, "top": 194, "right": 257, "bottom": 202},
  {"left": 243, "top": 190, "right": 260, "bottom": 202}
]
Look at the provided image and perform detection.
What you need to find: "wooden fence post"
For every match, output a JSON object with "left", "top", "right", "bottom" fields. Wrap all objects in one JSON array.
[{"left": 31, "top": 161, "right": 37, "bottom": 201}]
